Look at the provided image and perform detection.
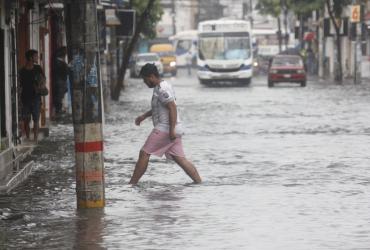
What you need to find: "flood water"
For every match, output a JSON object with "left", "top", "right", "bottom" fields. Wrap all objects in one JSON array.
[{"left": 1, "top": 70, "right": 370, "bottom": 249}]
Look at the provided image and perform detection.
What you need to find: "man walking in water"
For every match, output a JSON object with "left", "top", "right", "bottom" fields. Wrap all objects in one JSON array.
[{"left": 129, "top": 63, "right": 201, "bottom": 184}]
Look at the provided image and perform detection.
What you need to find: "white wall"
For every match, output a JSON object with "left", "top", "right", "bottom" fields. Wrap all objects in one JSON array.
[
  {"left": 0, "top": 0, "right": 12, "bottom": 147},
  {"left": 220, "top": 0, "right": 243, "bottom": 19},
  {"left": 4, "top": 27, "right": 11, "bottom": 147},
  {"left": 175, "top": 1, "right": 193, "bottom": 32},
  {"left": 156, "top": 8, "right": 173, "bottom": 37},
  {"left": 29, "top": 5, "right": 40, "bottom": 51}
]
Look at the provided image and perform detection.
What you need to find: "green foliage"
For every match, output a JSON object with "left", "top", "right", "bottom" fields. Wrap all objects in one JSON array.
[
  {"left": 255, "top": 0, "right": 282, "bottom": 17},
  {"left": 289, "top": 0, "right": 323, "bottom": 15},
  {"left": 257, "top": 0, "right": 352, "bottom": 18},
  {"left": 131, "top": 0, "right": 163, "bottom": 38},
  {"left": 256, "top": 0, "right": 323, "bottom": 17},
  {"left": 331, "top": 0, "right": 351, "bottom": 18}
]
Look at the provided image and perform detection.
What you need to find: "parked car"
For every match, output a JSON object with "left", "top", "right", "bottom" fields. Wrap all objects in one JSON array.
[
  {"left": 268, "top": 55, "right": 306, "bottom": 87},
  {"left": 131, "top": 53, "right": 163, "bottom": 77}
]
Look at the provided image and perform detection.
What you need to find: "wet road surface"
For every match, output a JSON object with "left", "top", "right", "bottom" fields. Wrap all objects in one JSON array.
[{"left": 1, "top": 70, "right": 370, "bottom": 249}]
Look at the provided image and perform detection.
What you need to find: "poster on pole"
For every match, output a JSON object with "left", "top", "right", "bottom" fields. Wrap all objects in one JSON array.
[{"left": 350, "top": 5, "right": 361, "bottom": 23}]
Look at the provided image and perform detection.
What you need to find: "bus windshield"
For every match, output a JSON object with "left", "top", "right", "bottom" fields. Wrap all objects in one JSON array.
[
  {"left": 176, "top": 40, "right": 192, "bottom": 54},
  {"left": 137, "top": 55, "right": 159, "bottom": 62},
  {"left": 199, "top": 33, "right": 251, "bottom": 60},
  {"left": 156, "top": 51, "right": 175, "bottom": 57},
  {"left": 255, "top": 34, "right": 280, "bottom": 46}
]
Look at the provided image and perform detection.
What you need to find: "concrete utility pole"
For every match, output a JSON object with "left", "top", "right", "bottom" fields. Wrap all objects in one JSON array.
[{"left": 66, "top": 0, "right": 105, "bottom": 208}]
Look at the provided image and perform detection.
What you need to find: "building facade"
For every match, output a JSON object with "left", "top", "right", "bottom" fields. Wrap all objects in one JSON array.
[
  {"left": 0, "top": 0, "right": 66, "bottom": 192},
  {"left": 316, "top": 1, "right": 370, "bottom": 80}
]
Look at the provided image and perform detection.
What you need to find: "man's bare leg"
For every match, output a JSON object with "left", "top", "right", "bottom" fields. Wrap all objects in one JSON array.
[
  {"left": 129, "top": 150, "right": 151, "bottom": 184},
  {"left": 24, "top": 118, "right": 30, "bottom": 139},
  {"left": 172, "top": 156, "right": 202, "bottom": 183},
  {"left": 33, "top": 122, "right": 39, "bottom": 143}
]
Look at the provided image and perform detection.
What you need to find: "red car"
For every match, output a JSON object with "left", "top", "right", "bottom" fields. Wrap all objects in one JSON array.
[{"left": 268, "top": 55, "right": 307, "bottom": 87}]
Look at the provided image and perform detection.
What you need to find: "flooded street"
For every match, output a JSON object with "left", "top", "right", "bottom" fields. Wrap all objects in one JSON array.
[{"left": 1, "top": 70, "right": 370, "bottom": 249}]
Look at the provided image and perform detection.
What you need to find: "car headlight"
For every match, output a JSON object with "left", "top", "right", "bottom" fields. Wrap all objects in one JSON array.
[
  {"left": 198, "top": 65, "right": 210, "bottom": 71},
  {"left": 297, "top": 69, "right": 305, "bottom": 74},
  {"left": 170, "top": 61, "right": 176, "bottom": 67},
  {"left": 253, "top": 61, "right": 259, "bottom": 67},
  {"left": 270, "top": 69, "right": 278, "bottom": 74}
]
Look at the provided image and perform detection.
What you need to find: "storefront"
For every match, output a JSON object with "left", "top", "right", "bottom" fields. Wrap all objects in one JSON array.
[{"left": 362, "top": 11, "right": 370, "bottom": 78}]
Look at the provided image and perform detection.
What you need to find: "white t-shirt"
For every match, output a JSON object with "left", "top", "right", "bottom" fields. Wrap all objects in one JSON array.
[{"left": 151, "top": 80, "right": 183, "bottom": 134}]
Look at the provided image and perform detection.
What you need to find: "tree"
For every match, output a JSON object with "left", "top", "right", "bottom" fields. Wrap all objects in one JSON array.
[
  {"left": 256, "top": 0, "right": 283, "bottom": 53},
  {"left": 289, "top": 0, "right": 323, "bottom": 47},
  {"left": 289, "top": 0, "right": 323, "bottom": 14},
  {"left": 130, "top": 0, "right": 163, "bottom": 39},
  {"left": 111, "top": 0, "right": 163, "bottom": 101},
  {"left": 325, "top": 0, "right": 350, "bottom": 82}
]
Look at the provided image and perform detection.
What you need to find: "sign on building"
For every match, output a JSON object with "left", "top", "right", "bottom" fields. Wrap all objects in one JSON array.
[
  {"left": 116, "top": 9, "right": 136, "bottom": 37},
  {"left": 105, "top": 9, "right": 136, "bottom": 37}
]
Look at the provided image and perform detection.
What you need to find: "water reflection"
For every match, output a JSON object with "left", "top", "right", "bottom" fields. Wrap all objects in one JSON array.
[
  {"left": 2, "top": 73, "right": 370, "bottom": 249},
  {"left": 74, "top": 209, "right": 106, "bottom": 250}
]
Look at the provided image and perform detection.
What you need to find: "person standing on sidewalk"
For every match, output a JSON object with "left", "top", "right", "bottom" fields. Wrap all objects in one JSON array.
[
  {"left": 185, "top": 51, "right": 192, "bottom": 76},
  {"left": 52, "top": 46, "right": 69, "bottom": 117},
  {"left": 129, "top": 63, "right": 201, "bottom": 184},
  {"left": 19, "top": 50, "right": 45, "bottom": 142}
]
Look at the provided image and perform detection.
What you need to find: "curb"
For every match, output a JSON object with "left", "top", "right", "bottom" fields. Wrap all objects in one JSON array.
[{"left": 0, "top": 161, "right": 34, "bottom": 194}]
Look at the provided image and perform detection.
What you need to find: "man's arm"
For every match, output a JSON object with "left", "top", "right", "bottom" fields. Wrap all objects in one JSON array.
[
  {"left": 135, "top": 110, "right": 152, "bottom": 126},
  {"left": 166, "top": 101, "right": 177, "bottom": 140}
]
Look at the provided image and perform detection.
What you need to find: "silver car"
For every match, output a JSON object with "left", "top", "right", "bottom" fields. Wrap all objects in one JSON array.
[{"left": 133, "top": 53, "right": 163, "bottom": 77}]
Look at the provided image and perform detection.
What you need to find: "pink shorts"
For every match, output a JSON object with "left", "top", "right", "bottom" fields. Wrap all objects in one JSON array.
[{"left": 142, "top": 129, "right": 185, "bottom": 160}]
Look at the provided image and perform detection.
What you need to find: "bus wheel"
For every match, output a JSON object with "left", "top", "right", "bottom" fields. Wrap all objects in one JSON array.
[
  {"left": 244, "top": 78, "right": 252, "bottom": 85},
  {"left": 268, "top": 81, "right": 274, "bottom": 88},
  {"left": 199, "top": 79, "right": 209, "bottom": 85}
]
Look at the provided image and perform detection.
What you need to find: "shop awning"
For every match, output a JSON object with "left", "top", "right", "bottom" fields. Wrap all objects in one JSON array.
[{"left": 105, "top": 9, "right": 121, "bottom": 26}]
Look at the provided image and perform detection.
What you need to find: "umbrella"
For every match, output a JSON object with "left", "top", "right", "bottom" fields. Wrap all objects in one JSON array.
[{"left": 304, "top": 32, "right": 315, "bottom": 41}]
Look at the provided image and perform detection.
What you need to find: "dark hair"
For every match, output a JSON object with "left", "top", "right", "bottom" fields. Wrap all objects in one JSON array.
[
  {"left": 56, "top": 46, "right": 67, "bottom": 57},
  {"left": 140, "top": 63, "right": 159, "bottom": 77},
  {"left": 25, "top": 49, "right": 38, "bottom": 61}
]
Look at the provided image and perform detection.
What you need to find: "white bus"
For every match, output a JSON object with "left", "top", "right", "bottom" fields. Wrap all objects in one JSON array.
[
  {"left": 253, "top": 28, "right": 295, "bottom": 57},
  {"left": 170, "top": 30, "right": 198, "bottom": 67},
  {"left": 197, "top": 20, "right": 253, "bottom": 85}
]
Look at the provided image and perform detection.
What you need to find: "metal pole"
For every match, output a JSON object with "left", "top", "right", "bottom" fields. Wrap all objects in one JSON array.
[
  {"left": 171, "top": 0, "right": 176, "bottom": 35},
  {"left": 66, "top": 0, "right": 105, "bottom": 209},
  {"left": 352, "top": 0, "right": 362, "bottom": 84},
  {"left": 299, "top": 14, "right": 304, "bottom": 49},
  {"left": 353, "top": 0, "right": 357, "bottom": 84},
  {"left": 354, "top": 25, "right": 358, "bottom": 84},
  {"left": 278, "top": 17, "right": 282, "bottom": 53}
]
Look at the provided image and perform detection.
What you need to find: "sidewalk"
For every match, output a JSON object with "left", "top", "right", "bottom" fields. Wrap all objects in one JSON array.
[
  {"left": 314, "top": 75, "right": 370, "bottom": 85},
  {"left": 0, "top": 132, "right": 48, "bottom": 195}
]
